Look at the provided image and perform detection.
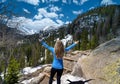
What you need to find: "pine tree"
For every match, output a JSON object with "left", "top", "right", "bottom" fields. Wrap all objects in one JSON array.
[
  {"left": 80, "top": 29, "right": 88, "bottom": 50},
  {"left": 90, "top": 34, "right": 98, "bottom": 49},
  {"left": 5, "top": 56, "right": 20, "bottom": 84},
  {"left": 25, "top": 46, "right": 32, "bottom": 66},
  {"left": 45, "top": 49, "right": 53, "bottom": 64}
]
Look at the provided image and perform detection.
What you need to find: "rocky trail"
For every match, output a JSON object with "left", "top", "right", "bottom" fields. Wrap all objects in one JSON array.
[{"left": 20, "top": 50, "right": 91, "bottom": 84}]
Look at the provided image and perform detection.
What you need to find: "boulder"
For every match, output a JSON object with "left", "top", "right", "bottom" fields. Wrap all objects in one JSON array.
[
  {"left": 43, "top": 66, "right": 51, "bottom": 73},
  {"left": 71, "top": 62, "right": 84, "bottom": 77},
  {"left": 30, "top": 73, "right": 45, "bottom": 84},
  {"left": 77, "top": 37, "right": 120, "bottom": 84}
]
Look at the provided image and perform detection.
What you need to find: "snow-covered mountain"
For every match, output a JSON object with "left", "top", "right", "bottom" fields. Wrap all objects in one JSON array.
[
  {"left": 43, "top": 26, "right": 58, "bottom": 32},
  {"left": 1, "top": 0, "right": 120, "bottom": 35},
  {"left": 18, "top": 27, "right": 38, "bottom": 35}
]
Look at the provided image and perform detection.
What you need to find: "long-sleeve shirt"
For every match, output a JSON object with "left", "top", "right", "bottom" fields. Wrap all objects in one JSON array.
[{"left": 40, "top": 41, "right": 77, "bottom": 69}]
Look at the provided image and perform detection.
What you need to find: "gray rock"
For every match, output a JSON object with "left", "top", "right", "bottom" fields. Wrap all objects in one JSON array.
[
  {"left": 43, "top": 66, "right": 51, "bottom": 73},
  {"left": 77, "top": 37, "right": 120, "bottom": 84},
  {"left": 30, "top": 73, "right": 45, "bottom": 84}
]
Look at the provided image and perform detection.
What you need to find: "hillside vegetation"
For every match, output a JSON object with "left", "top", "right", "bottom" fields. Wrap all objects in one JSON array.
[{"left": 68, "top": 5, "right": 120, "bottom": 50}]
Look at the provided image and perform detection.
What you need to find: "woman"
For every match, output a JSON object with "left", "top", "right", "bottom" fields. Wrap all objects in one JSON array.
[{"left": 39, "top": 39, "right": 78, "bottom": 84}]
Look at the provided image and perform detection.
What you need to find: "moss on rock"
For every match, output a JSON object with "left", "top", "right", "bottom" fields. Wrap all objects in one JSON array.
[{"left": 103, "top": 59, "right": 120, "bottom": 84}]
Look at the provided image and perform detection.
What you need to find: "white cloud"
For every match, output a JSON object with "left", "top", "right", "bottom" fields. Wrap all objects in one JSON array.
[
  {"left": 73, "top": 0, "right": 88, "bottom": 5},
  {"left": 23, "top": 8, "right": 30, "bottom": 14},
  {"left": 21, "top": 18, "right": 59, "bottom": 30},
  {"left": 8, "top": 15, "right": 64, "bottom": 35},
  {"left": 41, "top": 0, "right": 45, "bottom": 3},
  {"left": 101, "top": 0, "right": 116, "bottom": 5},
  {"left": 66, "top": 16, "right": 69, "bottom": 19},
  {"left": 73, "top": 10, "right": 83, "bottom": 15},
  {"left": 89, "top": 7, "right": 95, "bottom": 10},
  {"left": 62, "top": 0, "right": 72, "bottom": 4},
  {"left": 80, "top": 0, "right": 88, "bottom": 5},
  {"left": 41, "top": 0, "right": 59, "bottom": 3},
  {"left": 34, "top": 14, "right": 43, "bottom": 20},
  {"left": 73, "top": 0, "right": 79, "bottom": 5},
  {"left": 18, "top": 0, "right": 40, "bottom": 5},
  {"left": 49, "top": 6, "right": 61, "bottom": 12},
  {"left": 62, "top": 0, "right": 67, "bottom": 4},
  {"left": 56, "top": 19, "right": 64, "bottom": 25},
  {"left": 7, "top": 3, "right": 66, "bottom": 35},
  {"left": 59, "top": 14, "right": 64, "bottom": 18},
  {"left": 65, "top": 21, "right": 71, "bottom": 24},
  {"left": 34, "top": 8, "right": 58, "bottom": 20},
  {"left": 49, "top": 0, "right": 59, "bottom": 2}
]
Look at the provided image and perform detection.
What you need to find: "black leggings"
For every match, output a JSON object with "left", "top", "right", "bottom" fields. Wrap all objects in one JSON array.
[{"left": 49, "top": 68, "right": 63, "bottom": 84}]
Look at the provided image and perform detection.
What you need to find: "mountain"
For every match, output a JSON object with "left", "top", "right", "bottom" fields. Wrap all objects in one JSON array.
[
  {"left": 67, "top": 5, "right": 120, "bottom": 50},
  {"left": 43, "top": 26, "right": 58, "bottom": 31},
  {"left": 18, "top": 27, "right": 38, "bottom": 35},
  {"left": 0, "top": 24, "right": 24, "bottom": 48},
  {"left": 1, "top": 0, "right": 120, "bottom": 35},
  {"left": 0, "top": 5, "right": 120, "bottom": 52},
  {"left": 9, "top": 5, "right": 120, "bottom": 49}
]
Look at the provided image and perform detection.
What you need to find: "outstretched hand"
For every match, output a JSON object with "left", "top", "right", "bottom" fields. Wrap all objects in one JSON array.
[
  {"left": 38, "top": 38, "right": 44, "bottom": 42},
  {"left": 74, "top": 41, "right": 79, "bottom": 44}
]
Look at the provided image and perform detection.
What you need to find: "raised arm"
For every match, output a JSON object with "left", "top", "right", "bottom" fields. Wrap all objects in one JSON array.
[
  {"left": 65, "top": 41, "right": 79, "bottom": 52},
  {"left": 40, "top": 40, "right": 54, "bottom": 52}
]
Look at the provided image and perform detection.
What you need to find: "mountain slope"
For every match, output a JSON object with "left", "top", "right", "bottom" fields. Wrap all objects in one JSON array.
[{"left": 68, "top": 5, "right": 120, "bottom": 49}]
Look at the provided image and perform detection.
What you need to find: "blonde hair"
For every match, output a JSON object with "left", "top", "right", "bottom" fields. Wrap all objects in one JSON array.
[{"left": 54, "top": 40, "right": 64, "bottom": 59}]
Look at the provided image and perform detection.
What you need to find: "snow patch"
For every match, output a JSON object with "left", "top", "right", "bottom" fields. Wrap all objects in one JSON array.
[
  {"left": 53, "top": 74, "right": 87, "bottom": 84},
  {"left": 21, "top": 78, "right": 34, "bottom": 84},
  {"left": 0, "top": 73, "right": 4, "bottom": 80},
  {"left": 22, "top": 65, "right": 48, "bottom": 75},
  {"left": 61, "top": 34, "right": 73, "bottom": 46}
]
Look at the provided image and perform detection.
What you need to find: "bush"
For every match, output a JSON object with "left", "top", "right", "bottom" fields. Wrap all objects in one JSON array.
[{"left": 5, "top": 56, "right": 20, "bottom": 84}]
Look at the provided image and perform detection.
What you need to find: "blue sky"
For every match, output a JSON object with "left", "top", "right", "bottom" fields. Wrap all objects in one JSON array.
[{"left": 1, "top": 0, "right": 120, "bottom": 34}]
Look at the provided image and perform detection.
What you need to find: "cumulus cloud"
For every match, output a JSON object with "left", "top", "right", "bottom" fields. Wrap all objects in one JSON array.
[
  {"left": 21, "top": 18, "right": 56, "bottom": 31},
  {"left": 89, "top": 7, "right": 95, "bottom": 10},
  {"left": 41, "top": 0, "right": 59, "bottom": 3},
  {"left": 49, "top": 5, "right": 61, "bottom": 12},
  {"left": 8, "top": 6, "right": 65, "bottom": 35},
  {"left": 65, "top": 21, "right": 71, "bottom": 24},
  {"left": 73, "top": 0, "right": 89, "bottom": 5},
  {"left": 7, "top": 1, "right": 67, "bottom": 35},
  {"left": 8, "top": 16, "right": 64, "bottom": 35},
  {"left": 80, "top": 0, "right": 88, "bottom": 5},
  {"left": 18, "top": 0, "right": 40, "bottom": 5},
  {"left": 34, "top": 14, "right": 43, "bottom": 20},
  {"left": 59, "top": 14, "right": 64, "bottom": 18},
  {"left": 41, "top": 0, "right": 45, "bottom": 3},
  {"left": 56, "top": 19, "right": 64, "bottom": 25},
  {"left": 34, "top": 8, "right": 58, "bottom": 20},
  {"left": 101, "top": 0, "right": 116, "bottom": 5},
  {"left": 23, "top": 8, "right": 30, "bottom": 14},
  {"left": 73, "top": 10, "right": 83, "bottom": 15},
  {"left": 49, "top": 0, "right": 59, "bottom": 2},
  {"left": 62, "top": 0, "right": 67, "bottom": 4},
  {"left": 73, "top": 0, "right": 79, "bottom": 5}
]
